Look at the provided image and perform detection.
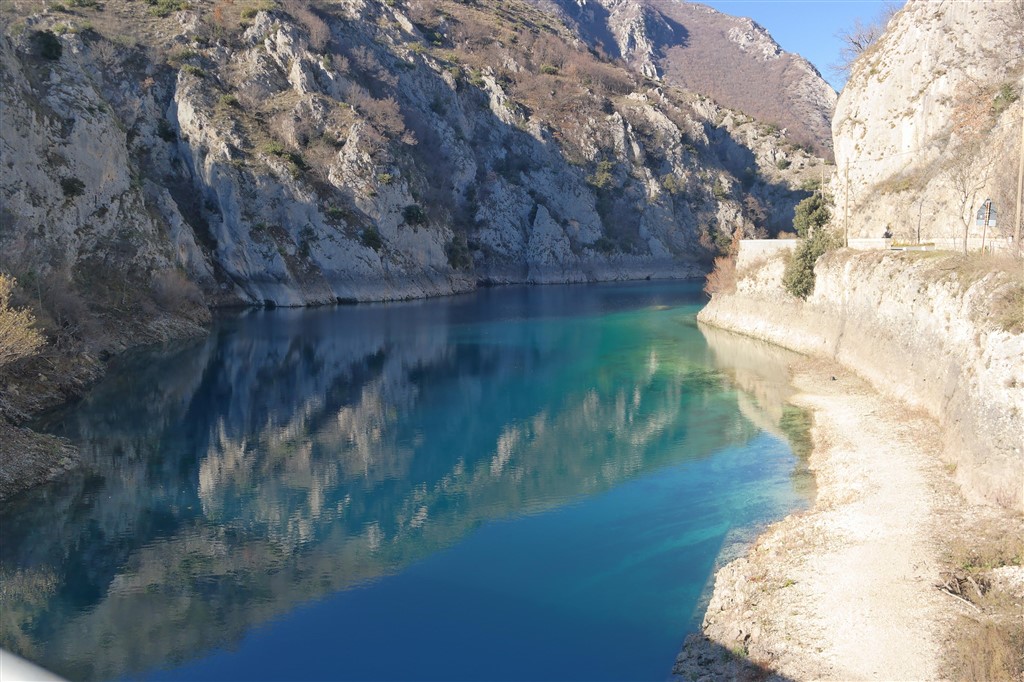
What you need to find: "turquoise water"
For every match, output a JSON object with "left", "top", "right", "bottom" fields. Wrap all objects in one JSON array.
[{"left": 0, "top": 281, "right": 811, "bottom": 681}]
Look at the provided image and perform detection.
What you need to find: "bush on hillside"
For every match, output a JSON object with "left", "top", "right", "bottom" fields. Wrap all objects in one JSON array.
[
  {"left": 783, "top": 227, "right": 841, "bottom": 299},
  {"left": 792, "top": 194, "right": 831, "bottom": 238},
  {"left": 0, "top": 274, "right": 44, "bottom": 368},
  {"left": 704, "top": 229, "right": 742, "bottom": 296}
]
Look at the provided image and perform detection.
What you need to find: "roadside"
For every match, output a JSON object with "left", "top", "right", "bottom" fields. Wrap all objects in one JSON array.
[{"left": 676, "top": 357, "right": 1024, "bottom": 681}]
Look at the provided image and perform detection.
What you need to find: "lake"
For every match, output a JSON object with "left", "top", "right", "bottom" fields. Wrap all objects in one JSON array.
[{"left": 0, "top": 281, "right": 812, "bottom": 681}]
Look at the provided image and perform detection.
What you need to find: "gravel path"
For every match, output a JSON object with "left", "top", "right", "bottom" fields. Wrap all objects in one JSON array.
[{"left": 678, "top": 358, "right": 967, "bottom": 681}]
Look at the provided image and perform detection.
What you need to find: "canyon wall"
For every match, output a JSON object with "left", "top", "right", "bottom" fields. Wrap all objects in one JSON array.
[
  {"left": 832, "top": 0, "right": 1023, "bottom": 244},
  {"left": 699, "top": 248, "right": 1023, "bottom": 511}
]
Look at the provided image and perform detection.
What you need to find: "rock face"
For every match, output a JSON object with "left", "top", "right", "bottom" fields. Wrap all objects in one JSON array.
[
  {"left": 698, "top": 248, "right": 1024, "bottom": 512},
  {"left": 530, "top": 0, "right": 838, "bottom": 155},
  {"left": 832, "top": 0, "right": 1023, "bottom": 242},
  {"left": 0, "top": 0, "right": 831, "bottom": 315},
  {"left": 0, "top": 0, "right": 825, "bottom": 317}
]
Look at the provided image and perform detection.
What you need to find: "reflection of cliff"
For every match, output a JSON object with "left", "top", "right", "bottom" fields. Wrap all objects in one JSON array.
[
  {"left": 697, "top": 323, "right": 801, "bottom": 437},
  {"left": 1, "top": 284, "right": 767, "bottom": 681},
  {"left": 698, "top": 323, "right": 814, "bottom": 494}
]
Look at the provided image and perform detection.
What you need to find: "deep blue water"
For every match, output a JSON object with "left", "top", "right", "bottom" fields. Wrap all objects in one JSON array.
[{"left": 0, "top": 281, "right": 811, "bottom": 681}]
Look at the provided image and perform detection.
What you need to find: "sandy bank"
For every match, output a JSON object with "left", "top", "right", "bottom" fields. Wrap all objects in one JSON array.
[{"left": 675, "top": 350, "right": 1023, "bottom": 680}]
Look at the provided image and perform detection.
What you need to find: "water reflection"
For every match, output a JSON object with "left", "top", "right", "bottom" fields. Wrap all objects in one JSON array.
[{"left": 0, "top": 283, "right": 809, "bottom": 681}]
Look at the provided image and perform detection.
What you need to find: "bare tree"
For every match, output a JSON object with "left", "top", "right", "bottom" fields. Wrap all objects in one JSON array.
[
  {"left": 945, "top": 145, "right": 994, "bottom": 254},
  {"left": 830, "top": 2, "right": 900, "bottom": 79}
]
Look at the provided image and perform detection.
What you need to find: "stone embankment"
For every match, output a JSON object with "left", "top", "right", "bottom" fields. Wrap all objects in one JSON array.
[{"left": 699, "top": 247, "right": 1023, "bottom": 512}]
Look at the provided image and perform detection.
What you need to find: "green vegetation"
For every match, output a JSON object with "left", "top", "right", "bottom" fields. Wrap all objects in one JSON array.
[
  {"left": 783, "top": 227, "right": 840, "bottom": 299},
  {"left": 402, "top": 204, "right": 426, "bottom": 225},
  {"left": 588, "top": 160, "right": 615, "bottom": 189},
  {"left": 360, "top": 227, "right": 383, "bottom": 251},
  {"left": 146, "top": 0, "right": 188, "bottom": 17},
  {"left": 32, "top": 31, "right": 63, "bottom": 60},
  {"left": 782, "top": 194, "right": 839, "bottom": 299},
  {"left": 60, "top": 177, "right": 86, "bottom": 198},
  {"left": 792, "top": 194, "right": 831, "bottom": 238},
  {"left": 445, "top": 235, "right": 472, "bottom": 270},
  {"left": 992, "top": 82, "right": 1019, "bottom": 116}
]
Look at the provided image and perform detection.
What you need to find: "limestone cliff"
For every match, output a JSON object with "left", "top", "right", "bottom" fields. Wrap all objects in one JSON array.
[
  {"left": 530, "top": 0, "right": 838, "bottom": 155},
  {"left": 832, "top": 0, "right": 1023, "bottom": 243},
  {"left": 1, "top": 0, "right": 824, "bottom": 318},
  {"left": 699, "top": 249, "right": 1024, "bottom": 512}
]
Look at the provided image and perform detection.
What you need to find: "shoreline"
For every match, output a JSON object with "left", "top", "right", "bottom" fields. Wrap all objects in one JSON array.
[{"left": 676, "top": 352, "right": 1023, "bottom": 680}]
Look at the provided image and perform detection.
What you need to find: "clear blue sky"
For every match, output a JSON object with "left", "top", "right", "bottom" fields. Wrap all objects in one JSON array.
[{"left": 699, "top": 1, "right": 905, "bottom": 91}]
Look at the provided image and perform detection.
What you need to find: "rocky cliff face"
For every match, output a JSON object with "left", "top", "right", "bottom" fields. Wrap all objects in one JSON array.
[
  {"left": 531, "top": 0, "right": 837, "bottom": 155},
  {"left": 832, "top": 0, "right": 1023, "bottom": 242},
  {"left": 0, "top": 0, "right": 824, "bottom": 323},
  {"left": 699, "top": 248, "right": 1024, "bottom": 512}
]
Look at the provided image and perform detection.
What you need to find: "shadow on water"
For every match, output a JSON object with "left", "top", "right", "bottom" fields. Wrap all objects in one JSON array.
[{"left": 0, "top": 282, "right": 813, "bottom": 682}]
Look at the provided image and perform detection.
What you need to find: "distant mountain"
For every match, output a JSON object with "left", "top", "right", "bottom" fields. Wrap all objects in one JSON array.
[{"left": 529, "top": 0, "right": 837, "bottom": 155}]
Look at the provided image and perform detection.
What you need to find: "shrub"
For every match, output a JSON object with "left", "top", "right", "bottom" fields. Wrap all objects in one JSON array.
[
  {"left": 588, "top": 160, "right": 615, "bottom": 189},
  {"left": 181, "top": 64, "right": 206, "bottom": 78},
  {"left": 783, "top": 228, "right": 841, "bottom": 299},
  {"left": 33, "top": 31, "right": 63, "bottom": 60},
  {"left": 776, "top": 158, "right": 791, "bottom": 170},
  {"left": 0, "top": 275, "right": 44, "bottom": 367},
  {"left": 157, "top": 119, "right": 177, "bottom": 142},
  {"left": 218, "top": 94, "right": 240, "bottom": 108},
  {"left": 539, "top": 64, "right": 559, "bottom": 75},
  {"left": 704, "top": 229, "right": 741, "bottom": 296},
  {"left": 792, "top": 193, "right": 831, "bottom": 238},
  {"left": 147, "top": 0, "right": 188, "bottom": 17},
  {"left": 60, "top": 177, "right": 85, "bottom": 198},
  {"left": 402, "top": 204, "right": 426, "bottom": 225},
  {"left": 360, "top": 227, "right": 383, "bottom": 251},
  {"left": 661, "top": 174, "right": 684, "bottom": 196},
  {"left": 445, "top": 235, "right": 472, "bottom": 270}
]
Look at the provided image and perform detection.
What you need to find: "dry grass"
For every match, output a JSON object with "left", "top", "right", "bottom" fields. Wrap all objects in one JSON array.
[
  {"left": 942, "top": 522, "right": 1024, "bottom": 681},
  {"left": 0, "top": 274, "right": 44, "bottom": 368},
  {"left": 994, "top": 283, "right": 1024, "bottom": 334}
]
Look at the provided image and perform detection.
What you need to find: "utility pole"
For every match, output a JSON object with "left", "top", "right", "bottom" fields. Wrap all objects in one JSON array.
[
  {"left": 843, "top": 163, "right": 850, "bottom": 247},
  {"left": 917, "top": 195, "right": 924, "bottom": 245},
  {"left": 1014, "top": 78, "right": 1024, "bottom": 255}
]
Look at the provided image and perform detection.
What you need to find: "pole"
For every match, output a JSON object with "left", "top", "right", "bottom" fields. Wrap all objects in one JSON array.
[
  {"left": 917, "top": 195, "right": 924, "bottom": 245},
  {"left": 1014, "top": 84, "right": 1024, "bottom": 255},
  {"left": 843, "top": 163, "right": 850, "bottom": 248}
]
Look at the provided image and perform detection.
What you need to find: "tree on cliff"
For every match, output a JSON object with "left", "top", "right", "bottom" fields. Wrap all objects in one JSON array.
[{"left": 830, "top": 2, "right": 900, "bottom": 79}]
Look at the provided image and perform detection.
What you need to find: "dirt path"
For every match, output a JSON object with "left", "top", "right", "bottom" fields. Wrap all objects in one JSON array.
[{"left": 677, "top": 358, "right": 969, "bottom": 680}]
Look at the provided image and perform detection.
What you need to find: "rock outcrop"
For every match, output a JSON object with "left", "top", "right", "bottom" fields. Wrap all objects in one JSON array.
[
  {"left": 699, "top": 248, "right": 1024, "bottom": 512},
  {"left": 832, "top": 0, "right": 1023, "bottom": 242},
  {"left": 1, "top": 0, "right": 825, "bottom": 316},
  {"left": 532, "top": 0, "right": 838, "bottom": 155}
]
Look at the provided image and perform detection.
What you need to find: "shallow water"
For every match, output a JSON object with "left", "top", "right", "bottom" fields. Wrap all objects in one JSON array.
[{"left": 0, "top": 281, "right": 811, "bottom": 681}]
